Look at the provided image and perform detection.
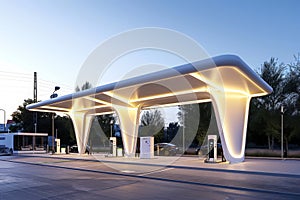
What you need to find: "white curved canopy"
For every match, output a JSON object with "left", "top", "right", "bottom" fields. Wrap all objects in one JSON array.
[{"left": 27, "top": 55, "right": 272, "bottom": 163}]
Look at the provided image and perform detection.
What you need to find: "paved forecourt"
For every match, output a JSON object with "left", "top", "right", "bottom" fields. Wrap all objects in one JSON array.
[{"left": 0, "top": 154, "right": 299, "bottom": 200}]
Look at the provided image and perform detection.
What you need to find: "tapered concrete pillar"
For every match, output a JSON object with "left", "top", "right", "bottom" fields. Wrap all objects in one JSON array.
[
  {"left": 69, "top": 112, "right": 94, "bottom": 154},
  {"left": 114, "top": 106, "right": 141, "bottom": 157},
  {"left": 210, "top": 90, "right": 251, "bottom": 163}
]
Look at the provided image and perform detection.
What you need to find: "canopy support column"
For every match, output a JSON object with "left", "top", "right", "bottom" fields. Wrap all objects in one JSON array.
[
  {"left": 114, "top": 106, "right": 141, "bottom": 157},
  {"left": 69, "top": 112, "right": 94, "bottom": 154},
  {"left": 210, "top": 90, "right": 251, "bottom": 163}
]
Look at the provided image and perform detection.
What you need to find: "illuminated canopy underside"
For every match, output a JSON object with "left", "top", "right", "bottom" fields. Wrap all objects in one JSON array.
[{"left": 27, "top": 55, "right": 272, "bottom": 163}]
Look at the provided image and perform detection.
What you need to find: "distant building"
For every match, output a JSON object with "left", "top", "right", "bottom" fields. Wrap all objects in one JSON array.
[
  {"left": 0, "top": 120, "right": 16, "bottom": 132},
  {"left": 0, "top": 124, "right": 5, "bottom": 132}
]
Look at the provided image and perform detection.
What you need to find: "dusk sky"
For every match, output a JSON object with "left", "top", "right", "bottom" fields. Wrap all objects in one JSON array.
[{"left": 0, "top": 0, "right": 299, "bottom": 122}]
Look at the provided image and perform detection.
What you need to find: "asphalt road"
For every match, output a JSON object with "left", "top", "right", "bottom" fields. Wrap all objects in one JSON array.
[{"left": 0, "top": 155, "right": 299, "bottom": 200}]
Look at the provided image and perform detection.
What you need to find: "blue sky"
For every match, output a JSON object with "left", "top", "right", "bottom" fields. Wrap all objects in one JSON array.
[{"left": 0, "top": 0, "right": 299, "bottom": 122}]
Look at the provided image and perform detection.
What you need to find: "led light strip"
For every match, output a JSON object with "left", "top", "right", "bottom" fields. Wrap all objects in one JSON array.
[
  {"left": 40, "top": 106, "right": 70, "bottom": 112},
  {"left": 29, "top": 108, "right": 66, "bottom": 114},
  {"left": 88, "top": 111, "right": 115, "bottom": 116},
  {"left": 103, "top": 91, "right": 134, "bottom": 107},
  {"left": 143, "top": 98, "right": 212, "bottom": 109},
  {"left": 75, "top": 104, "right": 112, "bottom": 112},
  {"left": 130, "top": 87, "right": 208, "bottom": 103},
  {"left": 83, "top": 96, "right": 111, "bottom": 105}
]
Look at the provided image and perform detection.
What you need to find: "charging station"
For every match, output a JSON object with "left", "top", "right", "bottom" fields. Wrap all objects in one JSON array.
[
  {"left": 55, "top": 138, "right": 60, "bottom": 154},
  {"left": 110, "top": 137, "right": 117, "bottom": 157},
  {"left": 207, "top": 135, "right": 217, "bottom": 162},
  {"left": 140, "top": 137, "right": 154, "bottom": 159}
]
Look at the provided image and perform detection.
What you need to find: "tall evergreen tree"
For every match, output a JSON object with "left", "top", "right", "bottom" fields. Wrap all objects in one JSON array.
[
  {"left": 248, "top": 56, "right": 300, "bottom": 150},
  {"left": 253, "top": 58, "right": 287, "bottom": 149}
]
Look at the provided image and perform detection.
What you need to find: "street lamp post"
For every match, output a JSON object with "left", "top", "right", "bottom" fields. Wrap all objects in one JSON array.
[
  {"left": 281, "top": 105, "right": 284, "bottom": 159},
  {"left": 50, "top": 86, "right": 60, "bottom": 153},
  {"left": 0, "top": 109, "right": 6, "bottom": 132}
]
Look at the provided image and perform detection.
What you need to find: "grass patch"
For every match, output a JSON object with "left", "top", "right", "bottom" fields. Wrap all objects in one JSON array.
[{"left": 245, "top": 148, "right": 300, "bottom": 158}]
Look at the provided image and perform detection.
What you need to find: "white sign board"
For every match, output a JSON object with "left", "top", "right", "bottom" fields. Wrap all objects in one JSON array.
[{"left": 140, "top": 137, "right": 154, "bottom": 159}]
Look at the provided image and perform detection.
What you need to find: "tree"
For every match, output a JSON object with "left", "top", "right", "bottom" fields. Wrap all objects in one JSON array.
[
  {"left": 248, "top": 55, "right": 300, "bottom": 152},
  {"left": 284, "top": 54, "right": 300, "bottom": 149},
  {"left": 75, "top": 81, "right": 93, "bottom": 92},
  {"left": 10, "top": 98, "right": 75, "bottom": 145},
  {"left": 95, "top": 114, "right": 115, "bottom": 138},
  {"left": 10, "top": 98, "right": 49, "bottom": 132},
  {"left": 139, "top": 109, "right": 164, "bottom": 143},
  {"left": 178, "top": 103, "right": 213, "bottom": 148},
  {"left": 253, "top": 58, "right": 288, "bottom": 150},
  {"left": 257, "top": 58, "right": 286, "bottom": 110},
  {"left": 247, "top": 105, "right": 268, "bottom": 146},
  {"left": 166, "top": 122, "right": 180, "bottom": 142},
  {"left": 286, "top": 54, "right": 300, "bottom": 115},
  {"left": 88, "top": 114, "right": 115, "bottom": 151},
  {"left": 55, "top": 115, "right": 76, "bottom": 145}
]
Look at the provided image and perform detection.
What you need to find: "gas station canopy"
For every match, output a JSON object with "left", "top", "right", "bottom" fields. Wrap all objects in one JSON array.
[{"left": 27, "top": 55, "right": 272, "bottom": 163}]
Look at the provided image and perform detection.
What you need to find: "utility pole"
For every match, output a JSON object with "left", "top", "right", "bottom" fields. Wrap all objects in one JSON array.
[
  {"left": 281, "top": 105, "right": 284, "bottom": 159},
  {"left": 34, "top": 72, "right": 37, "bottom": 133},
  {"left": 51, "top": 86, "right": 60, "bottom": 153}
]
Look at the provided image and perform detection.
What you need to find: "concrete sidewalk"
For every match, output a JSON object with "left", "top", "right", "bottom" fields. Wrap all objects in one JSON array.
[{"left": 1, "top": 153, "right": 300, "bottom": 200}]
